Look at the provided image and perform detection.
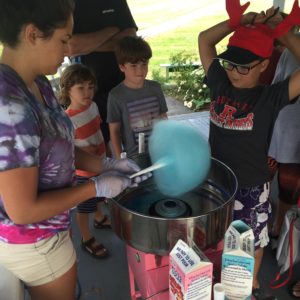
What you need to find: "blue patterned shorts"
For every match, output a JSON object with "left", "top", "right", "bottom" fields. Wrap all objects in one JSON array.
[{"left": 233, "top": 183, "right": 271, "bottom": 249}]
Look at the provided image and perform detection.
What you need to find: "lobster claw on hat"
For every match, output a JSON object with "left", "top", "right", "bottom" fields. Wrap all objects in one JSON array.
[
  {"left": 273, "top": 0, "right": 300, "bottom": 37},
  {"left": 226, "top": 0, "right": 300, "bottom": 37},
  {"left": 221, "top": 0, "right": 300, "bottom": 61},
  {"left": 226, "top": 0, "right": 250, "bottom": 29}
]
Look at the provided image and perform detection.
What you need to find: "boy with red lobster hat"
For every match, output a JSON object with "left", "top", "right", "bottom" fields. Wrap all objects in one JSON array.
[{"left": 198, "top": 0, "right": 300, "bottom": 298}]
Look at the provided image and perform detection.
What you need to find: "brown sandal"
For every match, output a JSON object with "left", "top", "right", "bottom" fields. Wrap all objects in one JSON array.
[
  {"left": 81, "top": 237, "right": 108, "bottom": 259},
  {"left": 290, "top": 281, "right": 300, "bottom": 298}
]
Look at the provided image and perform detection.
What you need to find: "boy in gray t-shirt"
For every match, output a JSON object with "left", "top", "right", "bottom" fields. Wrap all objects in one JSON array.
[{"left": 107, "top": 36, "right": 168, "bottom": 158}]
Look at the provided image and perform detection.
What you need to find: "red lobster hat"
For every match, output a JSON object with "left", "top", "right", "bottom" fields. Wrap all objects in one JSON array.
[{"left": 218, "top": 0, "right": 300, "bottom": 64}]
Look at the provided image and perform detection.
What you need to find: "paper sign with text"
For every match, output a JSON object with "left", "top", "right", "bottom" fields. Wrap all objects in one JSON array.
[
  {"left": 169, "top": 239, "right": 212, "bottom": 300},
  {"left": 221, "top": 220, "right": 255, "bottom": 300}
]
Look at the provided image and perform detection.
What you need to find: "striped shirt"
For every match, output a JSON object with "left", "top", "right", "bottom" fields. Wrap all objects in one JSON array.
[{"left": 66, "top": 102, "right": 106, "bottom": 177}]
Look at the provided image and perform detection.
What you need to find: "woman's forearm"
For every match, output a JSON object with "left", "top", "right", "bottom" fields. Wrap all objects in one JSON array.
[
  {"left": 0, "top": 166, "right": 96, "bottom": 225},
  {"left": 74, "top": 146, "right": 103, "bottom": 173}
]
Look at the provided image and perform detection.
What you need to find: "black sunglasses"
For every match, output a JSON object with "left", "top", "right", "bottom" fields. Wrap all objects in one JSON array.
[{"left": 220, "top": 59, "right": 264, "bottom": 75}]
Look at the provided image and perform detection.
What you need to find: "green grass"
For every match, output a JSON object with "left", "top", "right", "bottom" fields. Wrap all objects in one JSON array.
[
  {"left": 146, "top": 15, "right": 227, "bottom": 76},
  {"left": 127, "top": 0, "right": 229, "bottom": 75}
]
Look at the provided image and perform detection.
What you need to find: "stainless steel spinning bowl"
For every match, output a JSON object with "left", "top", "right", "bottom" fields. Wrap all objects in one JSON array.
[{"left": 109, "top": 156, "right": 237, "bottom": 256}]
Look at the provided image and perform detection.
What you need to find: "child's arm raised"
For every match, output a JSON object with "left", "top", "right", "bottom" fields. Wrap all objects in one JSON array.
[
  {"left": 278, "top": 31, "right": 300, "bottom": 100},
  {"left": 198, "top": 20, "right": 232, "bottom": 76},
  {"left": 287, "top": 67, "right": 300, "bottom": 101},
  {"left": 279, "top": 30, "right": 300, "bottom": 64}
]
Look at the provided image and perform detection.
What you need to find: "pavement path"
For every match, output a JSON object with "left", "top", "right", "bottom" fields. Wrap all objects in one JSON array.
[{"left": 165, "top": 95, "right": 192, "bottom": 116}]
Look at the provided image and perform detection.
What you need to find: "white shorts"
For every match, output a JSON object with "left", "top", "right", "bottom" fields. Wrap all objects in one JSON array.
[{"left": 0, "top": 231, "right": 76, "bottom": 287}]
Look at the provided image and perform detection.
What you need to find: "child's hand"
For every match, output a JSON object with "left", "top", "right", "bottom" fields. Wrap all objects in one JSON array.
[
  {"left": 265, "top": 13, "right": 283, "bottom": 29},
  {"left": 240, "top": 12, "right": 258, "bottom": 25},
  {"left": 245, "top": 6, "right": 282, "bottom": 29},
  {"left": 256, "top": 7, "right": 283, "bottom": 28}
]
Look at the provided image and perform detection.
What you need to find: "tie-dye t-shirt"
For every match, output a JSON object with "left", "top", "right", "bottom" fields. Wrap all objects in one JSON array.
[{"left": 0, "top": 64, "right": 75, "bottom": 244}]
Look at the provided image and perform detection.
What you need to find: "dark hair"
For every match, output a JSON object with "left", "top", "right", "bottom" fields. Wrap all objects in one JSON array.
[
  {"left": 115, "top": 36, "right": 152, "bottom": 65},
  {"left": 0, "top": 0, "right": 74, "bottom": 48},
  {"left": 59, "top": 64, "right": 97, "bottom": 107}
]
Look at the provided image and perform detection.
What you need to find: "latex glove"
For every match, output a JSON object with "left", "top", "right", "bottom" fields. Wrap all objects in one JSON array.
[
  {"left": 91, "top": 171, "right": 137, "bottom": 198},
  {"left": 102, "top": 157, "right": 140, "bottom": 174},
  {"left": 226, "top": 0, "right": 250, "bottom": 30}
]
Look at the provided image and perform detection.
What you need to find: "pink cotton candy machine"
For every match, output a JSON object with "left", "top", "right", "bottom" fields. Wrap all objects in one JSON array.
[{"left": 109, "top": 153, "right": 237, "bottom": 299}]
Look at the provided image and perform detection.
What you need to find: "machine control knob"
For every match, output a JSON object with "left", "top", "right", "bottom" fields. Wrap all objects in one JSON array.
[{"left": 135, "top": 252, "right": 140, "bottom": 263}]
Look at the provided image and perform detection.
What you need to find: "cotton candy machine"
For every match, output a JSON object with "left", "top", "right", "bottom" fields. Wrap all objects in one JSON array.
[{"left": 109, "top": 154, "right": 237, "bottom": 299}]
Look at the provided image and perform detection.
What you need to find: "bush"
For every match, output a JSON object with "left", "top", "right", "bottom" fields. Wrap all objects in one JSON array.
[{"left": 152, "top": 51, "right": 211, "bottom": 112}]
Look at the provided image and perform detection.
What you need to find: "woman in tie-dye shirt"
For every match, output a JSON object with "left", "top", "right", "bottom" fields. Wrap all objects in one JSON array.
[{"left": 0, "top": 1, "right": 142, "bottom": 299}]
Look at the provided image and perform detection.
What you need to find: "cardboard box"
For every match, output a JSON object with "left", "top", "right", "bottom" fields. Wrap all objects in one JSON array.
[
  {"left": 221, "top": 220, "right": 255, "bottom": 300},
  {"left": 169, "top": 239, "right": 213, "bottom": 300}
]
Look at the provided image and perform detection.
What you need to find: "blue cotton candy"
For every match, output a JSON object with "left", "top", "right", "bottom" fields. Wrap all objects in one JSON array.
[{"left": 148, "top": 120, "right": 211, "bottom": 197}]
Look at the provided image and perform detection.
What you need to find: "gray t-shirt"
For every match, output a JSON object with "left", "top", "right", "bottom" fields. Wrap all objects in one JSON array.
[
  {"left": 268, "top": 49, "right": 300, "bottom": 163},
  {"left": 107, "top": 80, "right": 168, "bottom": 157}
]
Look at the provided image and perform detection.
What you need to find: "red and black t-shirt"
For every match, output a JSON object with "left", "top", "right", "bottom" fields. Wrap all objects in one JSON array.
[{"left": 207, "top": 60, "right": 290, "bottom": 188}]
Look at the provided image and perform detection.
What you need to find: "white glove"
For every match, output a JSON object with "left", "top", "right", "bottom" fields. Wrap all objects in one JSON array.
[
  {"left": 102, "top": 157, "right": 141, "bottom": 174},
  {"left": 91, "top": 171, "right": 137, "bottom": 198}
]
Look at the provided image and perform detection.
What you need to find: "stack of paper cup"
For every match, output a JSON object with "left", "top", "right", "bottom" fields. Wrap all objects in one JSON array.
[
  {"left": 138, "top": 132, "right": 145, "bottom": 154},
  {"left": 214, "top": 283, "right": 225, "bottom": 300}
]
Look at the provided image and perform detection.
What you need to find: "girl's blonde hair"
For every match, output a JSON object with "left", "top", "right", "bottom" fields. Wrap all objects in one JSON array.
[{"left": 59, "top": 63, "right": 97, "bottom": 107}]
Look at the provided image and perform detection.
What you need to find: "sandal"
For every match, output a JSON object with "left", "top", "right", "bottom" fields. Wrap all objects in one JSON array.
[
  {"left": 94, "top": 215, "right": 111, "bottom": 229},
  {"left": 81, "top": 237, "right": 108, "bottom": 259},
  {"left": 252, "top": 288, "right": 277, "bottom": 300},
  {"left": 290, "top": 281, "right": 300, "bottom": 298},
  {"left": 269, "top": 233, "right": 279, "bottom": 250}
]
